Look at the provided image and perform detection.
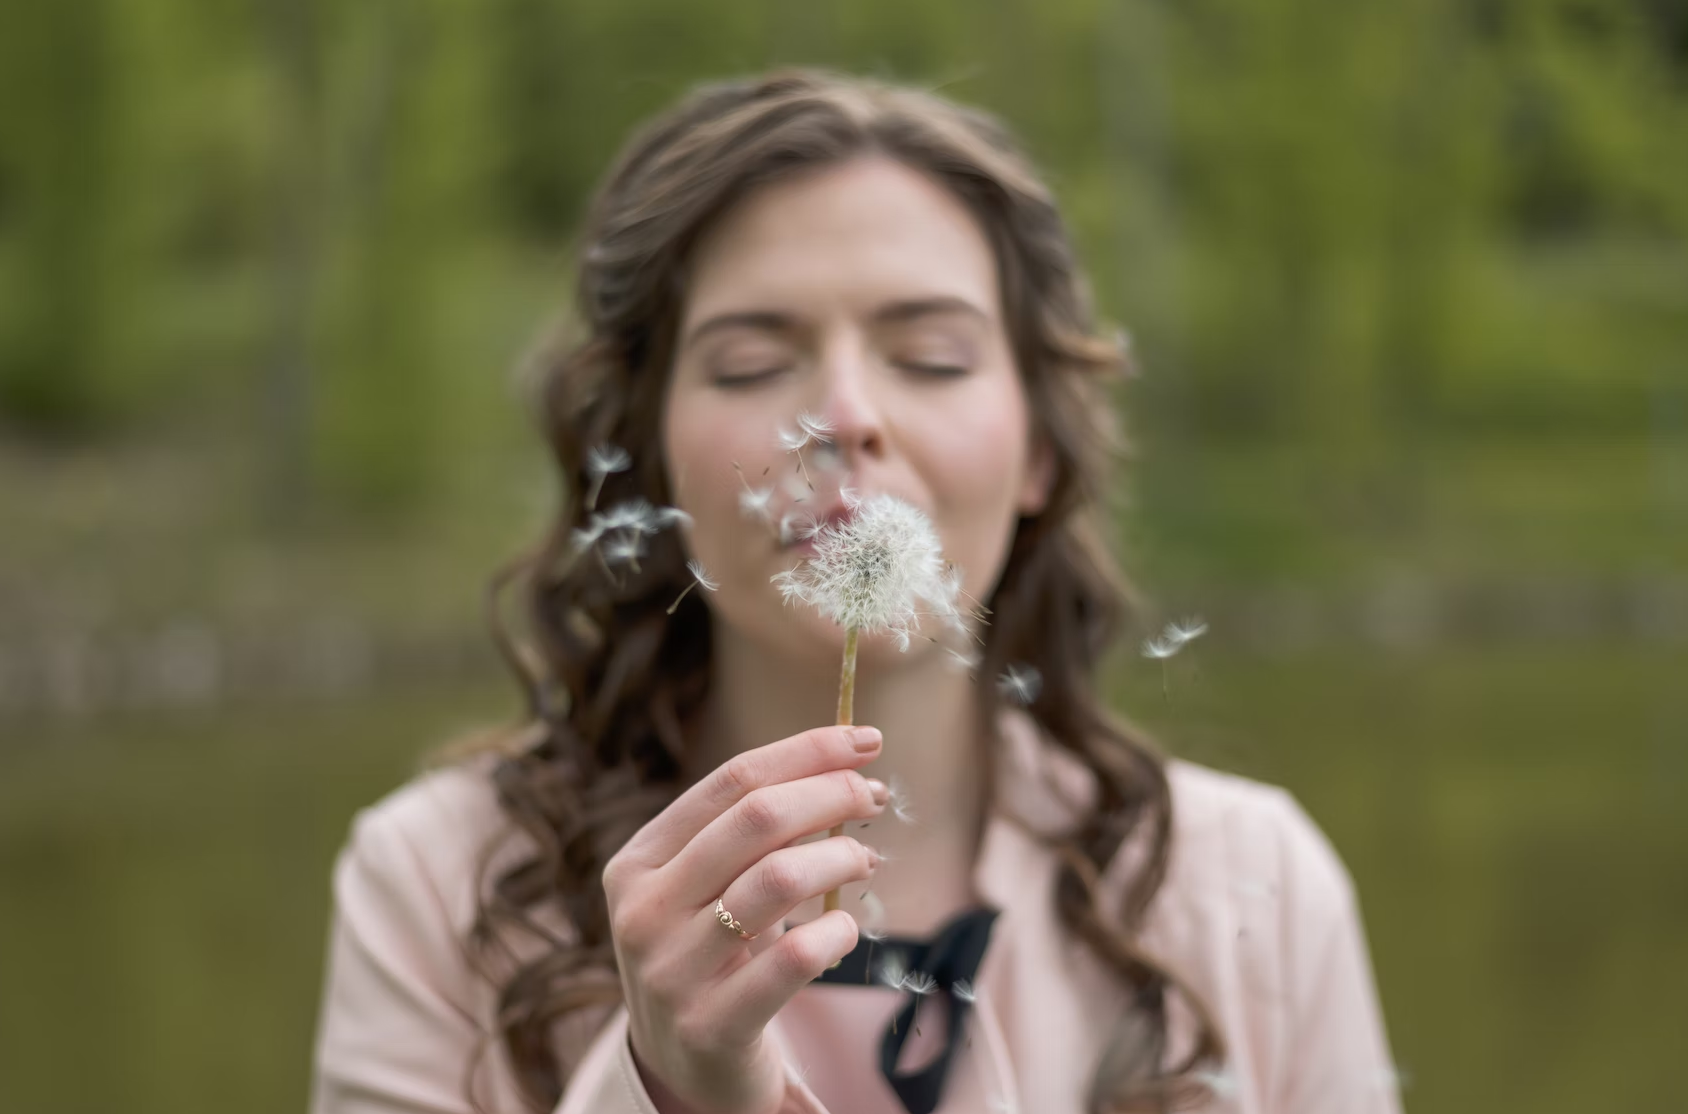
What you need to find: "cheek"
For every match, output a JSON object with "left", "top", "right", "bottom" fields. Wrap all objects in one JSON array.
[
  {"left": 916, "top": 380, "right": 1032, "bottom": 587},
  {"left": 662, "top": 391, "right": 780, "bottom": 574}
]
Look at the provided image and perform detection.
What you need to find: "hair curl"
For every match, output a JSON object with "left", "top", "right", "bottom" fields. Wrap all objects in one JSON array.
[{"left": 468, "top": 68, "right": 1226, "bottom": 1112}]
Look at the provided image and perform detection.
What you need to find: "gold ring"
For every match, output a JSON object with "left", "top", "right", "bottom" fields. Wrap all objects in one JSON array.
[{"left": 714, "top": 898, "right": 757, "bottom": 941}]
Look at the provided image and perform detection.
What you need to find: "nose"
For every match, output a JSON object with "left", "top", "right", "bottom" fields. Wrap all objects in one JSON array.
[{"left": 812, "top": 334, "right": 887, "bottom": 466}]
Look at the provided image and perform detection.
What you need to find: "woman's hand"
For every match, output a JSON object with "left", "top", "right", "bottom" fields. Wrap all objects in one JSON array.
[{"left": 603, "top": 724, "right": 888, "bottom": 1114}]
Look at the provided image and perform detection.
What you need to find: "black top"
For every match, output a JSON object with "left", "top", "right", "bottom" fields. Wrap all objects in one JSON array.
[{"left": 806, "top": 906, "right": 1000, "bottom": 1114}]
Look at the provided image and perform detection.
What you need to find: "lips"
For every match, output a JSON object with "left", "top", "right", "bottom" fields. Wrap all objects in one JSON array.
[{"left": 781, "top": 498, "right": 857, "bottom": 550}]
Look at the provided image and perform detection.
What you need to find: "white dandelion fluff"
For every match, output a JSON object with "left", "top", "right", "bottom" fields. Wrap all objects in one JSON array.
[
  {"left": 900, "top": 971, "right": 938, "bottom": 996},
  {"left": 601, "top": 533, "right": 646, "bottom": 567},
  {"left": 1164, "top": 615, "right": 1209, "bottom": 646},
  {"left": 997, "top": 663, "right": 1042, "bottom": 705},
  {"left": 685, "top": 559, "right": 718, "bottom": 591},
  {"left": 945, "top": 646, "right": 981, "bottom": 674},
  {"left": 951, "top": 978, "right": 977, "bottom": 1004},
  {"left": 886, "top": 775, "right": 916, "bottom": 825},
  {"left": 584, "top": 443, "right": 632, "bottom": 510},
  {"left": 667, "top": 559, "right": 719, "bottom": 614},
  {"left": 876, "top": 951, "right": 909, "bottom": 992},
  {"left": 739, "top": 485, "right": 776, "bottom": 520},
  {"left": 777, "top": 409, "right": 835, "bottom": 452},
  {"left": 770, "top": 492, "right": 961, "bottom": 653},
  {"left": 1141, "top": 633, "right": 1182, "bottom": 660},
  {"left": 777, "top": 509, "right": 819, "bottom": 547},
  {"left": 1194, "top": 1067, "right": 1240, "bottom": 1098}
]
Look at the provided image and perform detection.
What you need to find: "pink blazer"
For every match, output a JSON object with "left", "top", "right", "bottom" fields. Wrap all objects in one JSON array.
[{"left": 310, "top": 710, "right": 1404, "bottom": 1114}]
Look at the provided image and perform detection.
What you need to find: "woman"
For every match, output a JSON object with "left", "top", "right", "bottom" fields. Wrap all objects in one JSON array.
[{"left": 310, "top": 69, "right": 1402, "bottom": 1114}]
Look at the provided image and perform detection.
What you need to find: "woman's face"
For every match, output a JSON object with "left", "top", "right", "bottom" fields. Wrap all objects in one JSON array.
[{"left": 661, "top": 155, "right": 1052, "bottom": 670}]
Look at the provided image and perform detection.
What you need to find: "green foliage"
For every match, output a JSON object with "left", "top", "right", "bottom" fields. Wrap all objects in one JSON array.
[{"left": 0, "top": 0, "right": 1680, "bottom": 493}]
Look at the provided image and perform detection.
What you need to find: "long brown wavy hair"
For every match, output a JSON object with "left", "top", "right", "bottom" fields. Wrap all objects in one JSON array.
[{"left": 467, "top": 68, "right": 1226, "bottom": 1112}]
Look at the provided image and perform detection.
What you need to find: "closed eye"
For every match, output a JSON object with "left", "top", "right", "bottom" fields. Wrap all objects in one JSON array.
[
  {"left": 898, "top": 361, "right": 970, "bottom": 379},
  {"left": 712, "top": 367, "right": 788, "bottom": 388}
]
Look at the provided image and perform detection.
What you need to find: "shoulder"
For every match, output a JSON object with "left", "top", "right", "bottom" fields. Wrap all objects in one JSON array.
[
  {"left": 331, "top": 753, "right": 536, "bottom": 955},
  {"left": 1159, "top": 756, "right": 1359, "bottom": 925}
]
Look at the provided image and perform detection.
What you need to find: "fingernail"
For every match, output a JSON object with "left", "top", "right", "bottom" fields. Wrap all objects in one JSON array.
[
  {"left": 867, "top": 778, "right": 889, "bottom": 806},
  {"left": 849, "top": 726, "right": 882, "bottom": 753}
]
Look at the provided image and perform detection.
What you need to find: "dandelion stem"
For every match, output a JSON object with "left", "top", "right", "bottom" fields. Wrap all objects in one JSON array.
[
  {"left": 666, "top": 580, "right": 697, "bottom": 615},
  {"left": 823, "top": 624, "right": 860, "bottom": 922},
  {"left": 586, "top": 473, "right": 606, "bottom": 512}
]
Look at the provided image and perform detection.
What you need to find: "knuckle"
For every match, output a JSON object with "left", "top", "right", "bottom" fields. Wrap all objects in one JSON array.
[
  {"left": 832, "top": 768, "right": 872, "bottom": 810},
  {"left": 733, "top": 789, "right": 783, "bottom": 841},
  {"left": 715, "top": 754, "right": 759, "bottom": 804},
  {"left": 608, "top": 898, "right": 649, "bottom": 952},
  {"left": 775, "top": 933, "right": 826, "bottom": 982},
  {"left": 601, "top": 852, "right": 632, "bottom": 897},
  {"left": 757, "top": 854, "right": 805, "bottom": 906}
]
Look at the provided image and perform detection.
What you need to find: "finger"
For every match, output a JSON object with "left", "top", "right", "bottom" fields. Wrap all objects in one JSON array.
[
  {"left": 664, "top": 769, "right": 888, "bottom": 908},
  {"left": 708, "top": 910, "right": 860, "bottom": 1047},
  {"left": 618, "top": 724, "right": 882, "bottom": 869},
  {"left": 698, "top": 837, "right": 878, "bottom": 957}
]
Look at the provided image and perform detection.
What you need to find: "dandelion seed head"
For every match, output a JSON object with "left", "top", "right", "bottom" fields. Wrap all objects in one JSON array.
[
  {"left": 586, "top": 443, "right": 632, "bottom": 477},
  {"left": 951, "top": 978, "right": 977, "bottom": 1004},
  {"left": 996, "top": 663, "right": 1042, "bottom": 705},
  {"left": 770, "top": 492, "right": 959, "bottom": 649}
]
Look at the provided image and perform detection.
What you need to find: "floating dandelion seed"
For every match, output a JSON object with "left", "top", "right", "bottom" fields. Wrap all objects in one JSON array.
[
  {"left": 601, "top": 532, "right": 645, "bottom": 570},
  {"left": 946, "top": 646, "right": 981, "bottom": 675},
  {"left": 951, "top": 978, "right": 977, "bottom": 1004},
  {"left": 667, "top": 559, "right": 720, "bottom": 614},
  {"left": 584, "top": 443, "right": 631, "bottom": 510},
  {"left": 886, "top": 776, "right": 916, "bottom": 825},
  {"left": 778, "top": 509, "right": 819, "bottom": 547},
  {"left": 1165, "top": 615, "right": 1209, "bottom": 646},
  {"left": 778, "top": 410, "right": 835, "bottom": 489},
  {"left": 901, "top": 971, "right": 938, "bottom": 996},
  {"left": 733, "top": 462, "right": 779, "bottom": 538},
  {"left": 574, "top": 498, "right": 689, "bottom": 587},
  {"left": 877, "top": 951, "right": 909, "bottom": 992},
  {"left": 997, "top": 663, "right": 1042, "bottom": 705},
  {"left": 1141, "top": 632, "right": 1183, "bottom": 699}
]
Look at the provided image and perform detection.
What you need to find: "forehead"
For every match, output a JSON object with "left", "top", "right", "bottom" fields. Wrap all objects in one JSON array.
[{"left": 680, "top": 156, "right": 1001, "bottom": 332}]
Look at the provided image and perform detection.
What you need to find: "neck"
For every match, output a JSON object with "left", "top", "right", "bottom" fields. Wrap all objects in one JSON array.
[{"left": 691, "top": 624, "right": 989, "bottom": 934}]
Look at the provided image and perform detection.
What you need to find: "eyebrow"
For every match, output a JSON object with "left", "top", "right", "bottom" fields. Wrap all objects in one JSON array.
[{"left": 681, "top": 295, "right": 989, "bottom": 351}]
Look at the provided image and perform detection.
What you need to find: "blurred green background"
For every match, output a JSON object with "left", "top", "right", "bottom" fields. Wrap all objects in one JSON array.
[{"left": 1, "top": 1, "right": 1685, "bottom": 1111}]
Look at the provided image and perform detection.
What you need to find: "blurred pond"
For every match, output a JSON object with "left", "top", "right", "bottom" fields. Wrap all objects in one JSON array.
[{"left": 2, "top": 641, "right": 1683, "bottom": 1114}]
